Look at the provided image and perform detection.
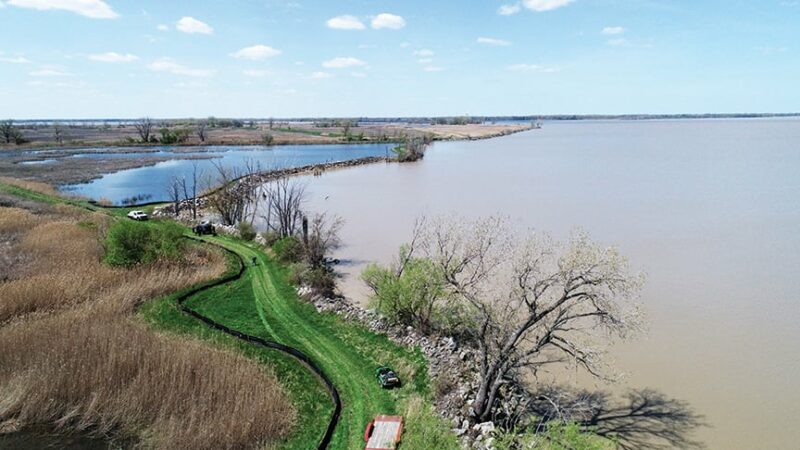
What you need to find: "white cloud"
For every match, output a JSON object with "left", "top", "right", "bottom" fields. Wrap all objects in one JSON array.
[
  {"left": 400, "top": 42, "right": 411, "bottom": 48},
  {"left": 417, "top": 58, "right": 432, "bottom": 64},
  {"left": 243, "top": 69, "right": 271, "bottom": 77},
  {"left": 498, "top": 4, "right": 521, "bottom": 15},
  {"left": 371, "top": 13, "right": 405, "bottom": 30},
  {"left": 507, "top": 63, "right": 559, "bottom": 73},
  {"left": 176, "top": 16, "right": 213, "bottom": 34},
  {"left": 29, "top": 67, "right": 72, "bottom": 77},
  {"left": 173, "top": 80, "right": 206, "bottom": 89},
  {"left": 157, "top": 24, "right": 169, "bottom": 31},
  {"left": 308, "top": 71, "right": 333, "bottom": 79},
  {"left": 326, "top": 15, "right": 365, "bottom": 30},
  {"left": 88, "top": 52, "right": 139, "bottom": 63},
  {"left": 0, "top": 1, "right": 5, "bottom": 8},
  {"left": 27, "top": 80, "right": 87, "bottom": 89},
  {"left": 413, "top": 49, "right": 434, "bottom": 57},
  {"left": 230, "top": 45, "right": 282, "bottom": 60},
  {"left": 608, "top": 38, "right": 628, "bottom": 46},
  {"left": 477, "top": 37, "right": 512, "bottom": 46},
  {"left": 423, "top": 66, "right": 444, "bottom": 72},
  {"left": 0, "top": 56, "right": 32, "bottom": 64},
  {"left": 759, "top": 46, "right": 789, "bottom": 55},
  {"left": 322, "top": 56, "right": 366, "bottom": 69},
  {"left": 522, "top": 0, "right": 575, "bottom": 12},
  {"left": 7, "top": 0, "right": 118, "bottom": 18},
  {"left": 602, "top": 26, "right": 625, "bottom": 35},
  {"left": 147, "top": 58, "right": 214, "bottom": 77}
]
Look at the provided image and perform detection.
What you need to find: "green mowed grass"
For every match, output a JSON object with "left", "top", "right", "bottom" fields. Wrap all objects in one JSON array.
[
  {"left": 187, "top": 237, "right": 430, "bottom": 450},
  {"left": 139, "top": 254, "right": 333, "bottom": 450}
]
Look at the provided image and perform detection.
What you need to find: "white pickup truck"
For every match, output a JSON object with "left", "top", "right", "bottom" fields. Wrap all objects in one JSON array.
[{"left": 126, "top": 210, "right": 148, "bottom": 221}]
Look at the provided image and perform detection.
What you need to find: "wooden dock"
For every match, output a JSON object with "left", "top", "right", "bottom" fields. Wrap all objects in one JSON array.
[{"left": 364, "top": 415, "right": 403, "bottom": 450}]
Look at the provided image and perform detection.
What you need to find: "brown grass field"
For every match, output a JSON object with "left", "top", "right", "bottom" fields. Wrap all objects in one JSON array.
[
  {"left": 0, "top": 185, "right": 296, "bottom": 448},
  {"left": 0, "top": 122, "right": 530, "bottom": 150}
]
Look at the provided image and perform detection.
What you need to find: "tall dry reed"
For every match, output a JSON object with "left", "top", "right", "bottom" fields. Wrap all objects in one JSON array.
[
  {"left": 0, "top": 176, "right": 59, "bottom": 196},
  {"left": 0, "top": 188, "right": 296, "bottom": 448},
  {"left": 0, "top": 312, "right": 295, "bottom": 449}
]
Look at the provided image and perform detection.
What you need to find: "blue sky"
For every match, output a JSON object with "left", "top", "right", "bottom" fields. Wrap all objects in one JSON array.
[{"left": 0, "top": 0, "right": 798, "bottom": 119}]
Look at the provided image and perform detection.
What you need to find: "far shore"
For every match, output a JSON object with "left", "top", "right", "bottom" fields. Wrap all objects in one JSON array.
[
  {"left": 1, "top": 122, "right": 532, "bottom": 152},
  {"left": 0, "top": 123, "right": 532, "bottom": 186}
]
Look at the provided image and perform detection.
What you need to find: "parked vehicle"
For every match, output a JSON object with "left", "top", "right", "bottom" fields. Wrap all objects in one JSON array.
[
  {"left": 375, "top": 366, "right": 401, "bottom": 389},
  {"left": 127, "top": 210, "right": 148, "bottom": 221},
  {"left": 193, "top": 221, "right": 217, "bottom": 236},
  {"left": 364, "top": 415, "right": 403, "bottom": 450}
]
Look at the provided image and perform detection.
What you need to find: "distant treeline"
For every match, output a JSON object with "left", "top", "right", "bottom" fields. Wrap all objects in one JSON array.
[{"left": 8, "top": 112, "right": 800, "bottom": 126}]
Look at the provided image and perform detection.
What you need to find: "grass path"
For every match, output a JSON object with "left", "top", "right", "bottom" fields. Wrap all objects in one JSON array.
[{"left": 183, "top": 237, "right": 429, "bottom": 450}]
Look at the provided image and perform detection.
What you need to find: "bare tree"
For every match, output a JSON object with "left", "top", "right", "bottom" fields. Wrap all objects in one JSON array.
[
  {"left": 134, "top": 117, "right": 154, "bottom": 143},
  {"left": 197, "top": 121, "right": 207, "bottom": 142},
  {"left": 406, "top": 217, "right": 644, "bottom": 423},
  {"left": 261, "top": 177, "right": 306, "bottom": 238},
  {"left": 303, "top": 213, "right": 343, "bottom": 269},
  {"left": 205, "top": 160, "right": 261, "bottom": 226},
  {"left": 167, "top": 176, "right": 183, "bottom": 217},
  {"left": 268, "top": 117, "right": 275, "bottom": 130},
  {"left": 53, "top": 122, "right": 64, "bottom": 145},
  {"left": 1, "top": 120, "right": 15, "bottom": 144},
  {"left": 181, "top": 162, "right": 201, "bottom": 220}
]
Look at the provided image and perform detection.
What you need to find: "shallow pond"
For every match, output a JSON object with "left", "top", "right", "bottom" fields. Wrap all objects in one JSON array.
[{"left": 58, "top": 143, "right": 394, "bottom": 205}]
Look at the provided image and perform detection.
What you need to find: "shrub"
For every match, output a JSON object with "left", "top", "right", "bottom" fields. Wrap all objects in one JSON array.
[
  {"left": 494, "top": 423, "right": 609, "bottom": 450},
  {"left": 363, "top": 252, "right": 461, "bottom": 335},
  {"left": 272, "top": 236, "right": 304, "bottom": 263},
  {"left": 237, "top": 222, "right": 257, "bottom": 241},
  {"left": 400, "top": 396, "right": 461, "bottom": 450},
  {"left": 104, "top": 220, "right": 185, "bottom": 267},
  {"left": 301, "top": 266, "right": 336, "bottom": 297},
  {"left": 260, "top": 230, "right": 281, "bottom": 246},
  {"left": 159, "top": 127, "right": 178, "bottom": 144}
]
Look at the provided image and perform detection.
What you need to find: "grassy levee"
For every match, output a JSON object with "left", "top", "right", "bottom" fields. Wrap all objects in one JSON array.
[
  {"left": 186, "top": 237, "right": 431, "bottom": 450},
  {"left": 1, "top": 179, "right": 447, "bottom": 449}
]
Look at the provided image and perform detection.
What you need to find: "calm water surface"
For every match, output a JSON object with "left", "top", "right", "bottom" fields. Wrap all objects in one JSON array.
[
  {"left": 290, "top": 119, "right": 800, "bottom": 449},
  {"left": 59, "top": 143, "right": 393, "bottom": 204}
]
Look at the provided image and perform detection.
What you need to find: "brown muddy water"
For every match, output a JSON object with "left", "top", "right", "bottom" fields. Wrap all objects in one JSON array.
[{"left": 283, "top": 118, "right": 800, "bottom": 449}]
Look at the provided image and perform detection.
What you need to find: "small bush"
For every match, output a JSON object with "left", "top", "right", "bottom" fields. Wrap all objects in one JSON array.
[
  {"left": 302, "top": 266, "right": 336, "bottom": 297},
  {"left": 104, "top": 220, "right": 185, "bottom": 267},
  {"left": 261, "top": 230, "right": 281, "bottom": 246},
  {"left": 494, "top": 423, "right": 609, "bottom": 450},
  {"left": 237, "top": 222, "right": 257, "bottom": 241},
  {"left": 400, "top": 396, "right": 461, "bottom": 450},
  {"left": 272, "top": 236, "right": 304, "bottom": 263}
]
